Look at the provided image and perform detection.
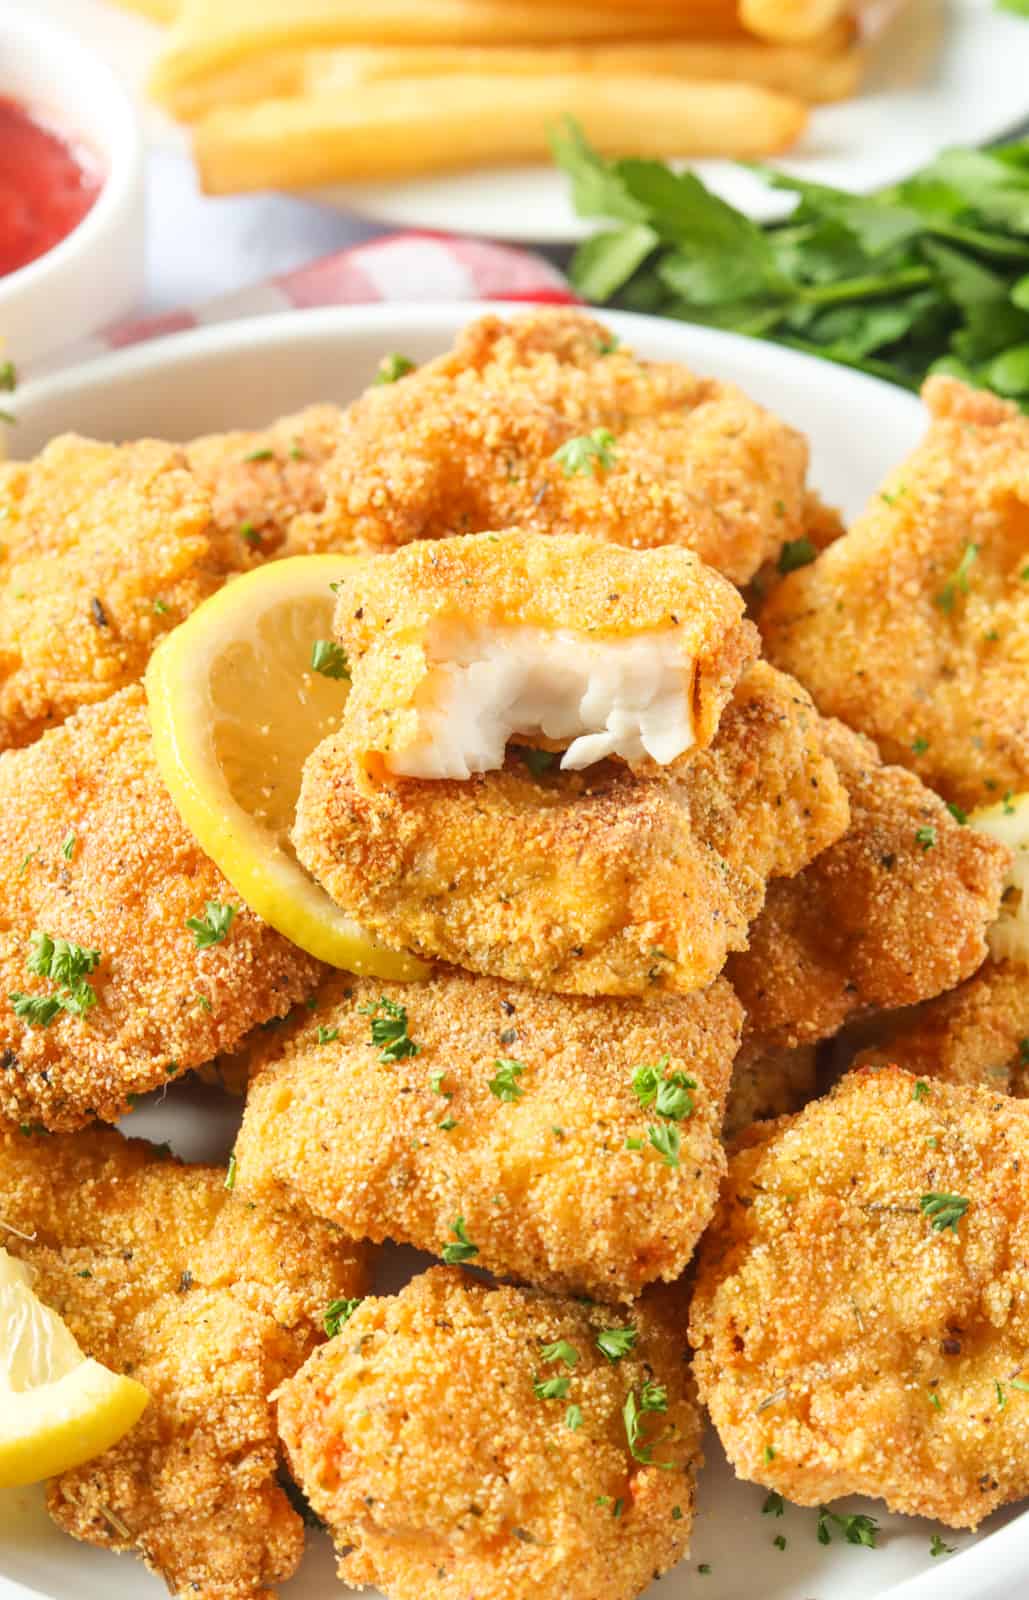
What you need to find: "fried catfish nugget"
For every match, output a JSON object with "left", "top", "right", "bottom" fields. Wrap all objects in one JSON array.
[
  {"left": 290, "top": 309, "right": 817, "bottom": 585},
  {"left": 278, "top": 1267, "right": 701, "bottom": 1600},
  {"left": 0, "top": 686, "right": 322, "bottom": 1130},
  {"left": 762, "top": 377, "right": 1029, "bottom": 810},
  {"left": 294, "top": 662, "right": 849, "bottom": 996},
  {"left": 727, "top": 719, "right": 1010, "bottom": 1049},
  {"left": 691, "top": 1066, "right": 1029, "bottom": 1528},
  {"left": 331, "top": 530, "right": 757, "bottom": 777},
  {"left": 0, "top": 435, "right": 223, "bottom": 751},
  {"left": 0, "top": 1124, "right": 370, "bottom": 1599},
  {"left": 235, "top": 968, "right": 742, "bottom": 1300},
  {"left": 185, "top": 403, "right": 343, "bottom": 567}
]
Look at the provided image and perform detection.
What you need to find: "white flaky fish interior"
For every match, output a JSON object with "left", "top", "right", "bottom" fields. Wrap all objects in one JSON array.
[
  {"left": 972, "top": 791, "right": 1029, "bottom": 966},
  {"left": 384, "top": 623, "right": 696, "bottom": 779}
]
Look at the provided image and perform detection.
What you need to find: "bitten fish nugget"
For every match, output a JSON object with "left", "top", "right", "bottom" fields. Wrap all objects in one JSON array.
[
  {"left": 727, "top": 718, "right": 1010, "bottom": 1049},
  {"left": 690, "top": 1067, "right": 1029, "bottom": 1528},
  {"left": 290, "top": 309, "right": 819, "bottom": 586},
  {"left": 0, "top": 436, "right": 221, "bottom": 751},
  {"left": 330, "top": 529, "right": 757, "bottom": 778},
  {"left": 278, "top": 1267, "right": 701, "bottom": 1600},
  {"left": 294, "top": 662, "right": 849, "bottom": 996},
  {"left": 762, "top": 377, "right": 1029, "bottom": 811},
  {"left": 234, "top": 967, "right": 742, "bottom": 1300},
  {"left": 0, "top": 1124, "right": 370, "bottom": 1598},
  {"left": 0, "top": 686, "right": 322, "bottom": 1130}
]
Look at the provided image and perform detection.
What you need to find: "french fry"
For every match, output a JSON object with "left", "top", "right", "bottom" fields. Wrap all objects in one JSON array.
[
  {"left": 739, "top": 0, "right": 852, "bottom": 43},
  {"left": 161, "top": 24, "right": 860, "bottom": 122},
  {"left": 150, "top": 0, "right": 738, "bottom": 103},
  {"left": 192, "top": 74, "right": 809, "bottom": 194}
]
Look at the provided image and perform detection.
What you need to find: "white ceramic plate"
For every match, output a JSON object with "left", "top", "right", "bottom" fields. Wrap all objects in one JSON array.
[
  {"left": 19, "top": 0, "right": 1029, "bottom": 240},
  {"left": 0, "top": 304, "right": 1023, "bottom": 1600}
]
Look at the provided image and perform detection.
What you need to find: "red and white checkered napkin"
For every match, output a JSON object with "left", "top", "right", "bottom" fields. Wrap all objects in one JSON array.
[{"left": 44, "top": 231, "right": 578, "bottom": 375}]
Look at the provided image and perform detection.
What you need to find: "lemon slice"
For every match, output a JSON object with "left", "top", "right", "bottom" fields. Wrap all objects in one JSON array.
[
  {"left": 0, "top": 1247, "right": 149, "bottom": 1486},
  {"left": 145, "top": 555, "right": 426, "bottom": 979},
  {"left": 971, "top": 791, "right": 1029, "bottom": 966}
]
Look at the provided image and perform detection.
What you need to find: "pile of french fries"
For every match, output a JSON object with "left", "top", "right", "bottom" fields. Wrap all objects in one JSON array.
[{"left": 123, "top": 0, "right": 873, "bottom": 194}]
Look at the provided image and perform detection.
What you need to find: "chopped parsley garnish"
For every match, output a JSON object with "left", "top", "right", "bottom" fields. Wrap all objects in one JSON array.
[
  {"left": 540, "top": 1339, "right": 579, "bottom": 1369},
  {"left": 597, "top": 334, "right": 620, "bottom": 354},
  {"left": 324, "top": 1297, "right": 362, "bottom": 1337},
  {"left": 936, "top": 542, "right": 979, "bottom": 613},
  {"left": 911, "top": 737, "right": 929, "bottom": 755},
  {"left": 648, "top": 1122, "right": 681, "bottom": 1168},
  {"left": 763, "top": 1491, "right": 785, "bottom": 1517},
  {"left": 430, "top": 1069, "right": 450, "bottom": 1097},
  {"left": 623, "top": 1378, "right": 673, "bottom": 1467},
  {"left": 1003, "top": 791, "right": 1017, "bottom": 814},
  {"left": 153, "top": 598, "right": 169, "bottom": 614},
  {"left": 61, "top": 832, "right": 77, "bottom": 861},
  {"left": 928, "top": 1389, "right": 943, "bottom": 1410},
  {"left": 631, "top": 1057, "right": 696, "bottom": 1121},
  {"left": 225, "top": 1154, "right": 237, "bottom": 1190},
  {"left": 310, "top": 639, "right": 351, "bottom": 680},
  {"left": 488, "top": 1057, "right": 525, "bottom": 1101},
  {"left": 552, "top": 427, "right": 617, "bottom": 477},
  {"left": 565, "top": 1404, "right": 584, "bottom": 1430},
  {"left": 359, "top": 995, "right": 420, "bottom": 1062},
  {"left": 946, "top": 802, "right": 968, "bottom": 824},
  {"left": 317, "top": 1025, "right": 339, "bottom": 1044},
  {"left": 239, "top": 520, "right": 260, "bottom": 544},
  {"left": 511, "top": 745, "right": 559, "bottom": 777},
  {"left": 441, "top": 1216, "right": 479, "bottom": 1264},
  {"left": 777, "top": 538, "right": 817, "bottom": 575},
  {"left": 243, "top": 447, "right": 274, "bottom": 462},
  {"left": 534, "top": 1374, "right": 571, "bottom": 1401},
  {"left": 1021, "top": 1038, "right": 1029, "bottom": 1064},
  {"left": 930, "top": 1533, "right": 955, "bottom": 1557},
  {"left": 764, "top": 1444, "right": 776, "bottom": 1462},
  {"left": 817, "top": 1507, "right": 879, "bottom": 1548},
  {"left": 915, "top": 825, "right": 937, "bottom": 851},
  {"left": 374, "top": 352, "right": 415, "bottom": 384},
  {"left": 920, "top": 1192, "right": 970, "bottom": 1233},
  {"left": 439, "top": 1116, "right": 458, "bottom": 1132},
  {"left": 913, "top": 1080, "right": 931, "bottom": 1102},
  {"left": 10, "top": 931, "right": 102, "bottom": 1027},
  {"left": 596, "top": 1326, "right": 638, "bottom": 1362},
  {"left": 1011, "top": 1377, "right": 1029, "bottom": 1393},
  {"left": 698, "top": 1565, "right": 711, "bottom": 1575},
  {"left": 186, "top": 900, "right": 236, "bottom": 949}
]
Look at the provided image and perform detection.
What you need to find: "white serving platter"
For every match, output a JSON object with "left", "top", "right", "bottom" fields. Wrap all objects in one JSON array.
[{"left": 0, "top": 303, "right": 1022, "bottom": 1600}]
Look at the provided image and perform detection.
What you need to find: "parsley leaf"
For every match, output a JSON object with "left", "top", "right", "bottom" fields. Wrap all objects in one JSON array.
[
  {"left": 10, "top": 931, "right": 102, "bottom": 1026},
  {"left": 916, "top": 825, "right": 938, "bottom": 851},
  {"left": 359, "top": 995, "right": 420, "bottom": 1062},
  {"left": 374, "top": 353, "right": 415, "bottom": 384},
  {"left": 631, "top": 1058, "right": 696, "bottom": 1121},
  {"left": 817, "top": 1507, "right": 879, "bottom": 1549},
  {"left": 648, "top": 1122, "right": 681, "bottom": 1168},
  {"left": 488, "top": 1057, "right": 525, "bottom": 1102},
  {"left": 552, "top": 428, "right": 617, "bottom": 477},
  {"left": 565, "top": 1403, "right": 584, "bottom": 1431},
  {"left": 534, "top": 1374, "right": 571, "bottom": 1401},
  {"left": 186, "top": 900, "right": 237, "bottom": 949},
  {"left": 324, "top": 1297, "right": 362, "bottom": 1337},
  {"left": 540, "top": 1339, "right": 579, "bottom": 1368},
  {"left": 623, "top": 1378, "right": 674, "bottom": 1467},
  {"left": 61, "top": 832, "right": 77, "bottom": 861},
  {"left": 777, "top": 538, "right": 817, "bottom": 575},
  {"left": 936, "top": 542, "right": 979, "bottom": 612},
  {"left": 920, "top": 1192, "right": 970, "bottom": 1232},
  {"left": 441, "top": 1216, "right": 479, "bottom": 1264},
  {"left": 310, "top": 639, "right": 351, "bottom": 680},
  {"left": 930, "top": 1533, "right": 956, "bottom": 1557},
  {"left": 596, "top": 1326, "right": 638, "bottom": 1362}
]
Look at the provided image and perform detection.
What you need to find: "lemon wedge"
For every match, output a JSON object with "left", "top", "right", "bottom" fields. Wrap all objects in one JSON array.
[
  {"left": 145, "top": 555, "right": 427, "bottom": 979},
  {"left": 971, "top": 791, "right": 1029, "bottom": 966},
  {"left": 0, "top": 1247, "right": 149, "bottom": 1486}
]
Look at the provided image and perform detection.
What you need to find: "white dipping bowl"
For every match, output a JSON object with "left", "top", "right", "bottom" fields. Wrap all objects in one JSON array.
[{"left": 0, "top": 11, "right": 145, "bottom": 367}]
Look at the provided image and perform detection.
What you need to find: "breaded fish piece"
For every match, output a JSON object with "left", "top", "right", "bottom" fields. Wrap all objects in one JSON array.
[
  {"left": 0, "top": 686, "right": 322, "bottom": 1130},
  {"left": 853, "top": 959, "right": 1029, "bottom": 1095},
  {"left": 690, "top": 1066, "right": 1029, "bottom": 1529},
  {"left": 278, "top": 1267, "right": 701, "bottom": 1600},
  {"left": 185, "top": 402, "right": 343, "bottom": 567},
  {"left": 332, "top": 530, "right": 757, "bottom": 777},
  {"left": 294, "top": 661, "right": 849, "bottom": 996},
  {"left": 0, "top": 1124, "right": 370, "bottom": 1599},
  {"left": 0, "top": 435, "right": 221, "bottom": 751},
  {"left": 727, "top": 718, "right": 1010, "bottom": 1048},
  {"left": 234, "top": 967, "right": 742, "bottom": 1300},
  {"left": 761, "top": 377, "right": 1029, "bottom": 811},
  {"left": 289, "top": 309, "right": 818, "bottom": 585},
  {"left": 723, "top": 1036, "right": 817, "bottom": 1140}
]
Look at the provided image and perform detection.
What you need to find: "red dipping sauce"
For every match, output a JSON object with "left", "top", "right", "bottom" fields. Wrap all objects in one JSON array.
[{"left": 0, "top": 97, "right": 103, "bottom": 278}]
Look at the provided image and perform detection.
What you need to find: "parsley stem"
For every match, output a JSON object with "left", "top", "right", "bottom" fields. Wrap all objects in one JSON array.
[{"left": 795, "top": 266, "right": 933, "bottom": 307}]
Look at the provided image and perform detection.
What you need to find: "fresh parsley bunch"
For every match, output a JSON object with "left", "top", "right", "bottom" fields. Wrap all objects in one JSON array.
[{"left": 552, "top": 120, "right": 1029, "bottom": 405}]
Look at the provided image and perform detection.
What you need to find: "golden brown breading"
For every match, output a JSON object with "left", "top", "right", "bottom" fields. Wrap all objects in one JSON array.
[
  {"left": 289, "top": 309, "right": 817, "bottom": 585},
  {"left": 0, "top": 1124, "right": 370, "bottom": 1599},
  {"left": 293, "top": 661, "right": 849, "bottom": 996},
  {"left": 853, "top": 959, "right": 1029, "bottom": 1095},
  {"left": 0, "top": 435, "right": 221, "bottom": 751},
  {"left": 761, "top": 377, "right": 1029, "bottom": 810},
  {"left": 723, "top": 1036, "right": 817, "bottom": 1140},
  {"left": 185, "top": 403, "right": 344, "bottom": 568},
  {"left": 727, "top": 718, "right": 1010, "bottom": 1048},
  {"left": 332, "top": 529, "right": 757, "bottom": 774},
  {"left": 278, "top": 1267, "right": 701, "bottom": 1600},
  {"left": 0, "top": 686, "right": 323, "bottom": 1131},
  {"left": 234, "top": 967, "right": 741, "bottom": 1300},
  {"left": 690, "top": 1066, "right": 1029, "bottom": 1529}
]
